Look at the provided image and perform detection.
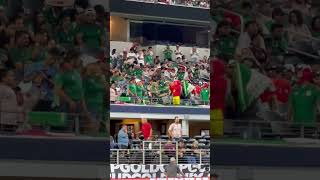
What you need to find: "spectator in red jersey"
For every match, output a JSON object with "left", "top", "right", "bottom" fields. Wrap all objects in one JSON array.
[
  {"left": 210, "top": 58, "right": 227, "bottom": 137},
  {"left": 273, "top": 67, "right": 292, "bottom": 115},
  {"left": 139, "top": 118, "right": 153, "bottom": 140}
]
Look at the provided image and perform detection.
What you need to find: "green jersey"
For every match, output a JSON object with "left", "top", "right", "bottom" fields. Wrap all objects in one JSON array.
[
  {"left": 201, "top": 88, "right": 210, "bottom": 101},
  {"left": 128, "top": 83, "right": 136, "bottom": 96},
  {"left": 163, "top": 49, "right": 173, "bottom": 60},
  {"left": 289, "top": 84, "right": 320, "bottom": 127},
  {"left": 55, "top": 70, "right": 84, "bottom": 101},
  {"left": 75, "top": 24, "right": 104, "bottom": 49},
  {"left": 83, "top": 76, "right": 105, "bottom": 111},
  {"left": 55, "top": 28, "right": 75, "bottom": 46},
  {"left": 265, "top": 37, "right": 288, "bottom": 56},
  {"left": 134, "top": 69, "right": 143, "bottom": 78},
  {"left": 144, "top": 55, "right": 153, "bottom": 65},
  {"left": 136, "top": 85, "right": 144, "bottom": 98},
  {"left": 215, "top": 36, "right": 237, "bottom": 58},
  {"left": 9, "top": 47, "right": 32, "bottom": 64}
]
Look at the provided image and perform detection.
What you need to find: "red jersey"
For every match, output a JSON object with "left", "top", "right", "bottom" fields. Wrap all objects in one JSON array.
[
  {"left": 273, "top": 78, "right": 291, "bottom": 103},
  {"left": 141, "top": 122, "right": 152, "bottom": 140},
  {"left": 259, "top": 90, "right": 274, "bottom": 103},
  {"left": 170, "top": 80, "right": 182, "bottom": 97},
  {"left": 210, "top": 59, "right": 227, "bottom": 110}
]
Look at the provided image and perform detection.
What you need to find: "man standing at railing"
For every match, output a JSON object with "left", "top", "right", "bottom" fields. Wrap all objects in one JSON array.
[
  {"left": 168, "top": 116, "right": 182, "bottom": 140},
  {"left": 139, "top": 118, "right": 153, "bottom": 140},
  {"left": 117, "top": 124, "right": 129, "bottom": 149},
  {"left": 164, "top": 157, "right": 185, "bottom": 178}
]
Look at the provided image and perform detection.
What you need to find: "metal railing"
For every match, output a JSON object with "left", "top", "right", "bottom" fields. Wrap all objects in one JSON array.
[
  {"left": 125, "top": 0, "right": 210, "bottom": 9},
  {"left": 113, "top": 96, "right": 209, "bottom": 106},
  {"left": 0, "top": 110, "right": 107, "bottom": 137},
  {"left": 215, "top": 110, "right": 320, "bottom": 144},
  {"left": 110, "top": 141, "right": 210, "bottom": 165}
]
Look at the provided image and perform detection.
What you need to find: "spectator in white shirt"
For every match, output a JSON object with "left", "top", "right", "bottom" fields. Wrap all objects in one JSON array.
[
  {"left": 168, "top": 116, "right": 182, "bottom": 140},
  {"left": 287, "top": 9, "right": 312, "bottom": 45},
  {"left": 236, "top": 21, "right": 266, "bottom": 55},
  {"left": 174, "top": 45, "right": 183, "bottom": 60}
]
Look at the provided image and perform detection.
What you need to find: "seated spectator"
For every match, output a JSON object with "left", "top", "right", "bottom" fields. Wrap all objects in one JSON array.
[
  {"left": 265, "top": 7, "right": 286, "bottom": 34},
  {"left": 236, "top": 21, "right": 266, "bottom": 56},
  {"left": 265, "top": 24, "right": 288, "bottom": 60},
  {"left": 311, "top": 16, "right": 320, "bottom": 38},
  {"left": 163, "top": 140, "right": 176, "bottom": 158},
  {"left": 287, "top": 10, "right": 312, "bottom": 46},
  {"left": 212, "top": 21, "right": 237, "bottom": 60}
]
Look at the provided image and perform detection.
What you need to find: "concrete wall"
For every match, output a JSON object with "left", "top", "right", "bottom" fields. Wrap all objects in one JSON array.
[
  {"left": 110, "top": 41, "right": 210, "bottom": 60},
  {"left": 110, "top": 16, "right": 129, "bottom": 42},
  {"left": 214, "top": 166, "right": 320, "bottom": 180}
]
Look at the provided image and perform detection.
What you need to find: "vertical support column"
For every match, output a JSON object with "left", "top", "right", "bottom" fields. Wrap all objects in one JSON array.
[
  {"left": 182, "top": 115, "right": 189, "bottom": 136},
  {"left": 126, "top": 19, "right": 130, "bottom": 42}
]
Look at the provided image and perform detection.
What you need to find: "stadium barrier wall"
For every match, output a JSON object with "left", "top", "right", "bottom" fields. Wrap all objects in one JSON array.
[
  {"left": 110, "top": 41, "right": 210, "bottom": 61},
  {"left": 110, "top": 164, "right": 210, "bottom": 179}
]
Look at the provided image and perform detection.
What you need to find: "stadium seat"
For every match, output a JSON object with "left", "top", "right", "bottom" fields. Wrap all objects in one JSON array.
[
  {"left": 186, "top": 143, "right": 193, "bottom": 149},
  {"left": 194, "top": 135, "right": 203, "bottom": 140},
  {"left": 198, "top": 143, "right": 206, "bottom": 149},
  {"left": 203, "top": 135, "right": 210, "bottom": 140},
  {"left": 182, "top": 135, "right": 190, "bottom": 140},
  {"left": 160, "top": 135, "right": 169, "bottom": 140},
  {"left": 198, "top": 139, "right": 207, "bottom": 144}
]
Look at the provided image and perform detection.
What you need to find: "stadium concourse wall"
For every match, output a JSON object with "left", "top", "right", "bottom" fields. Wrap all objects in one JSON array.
[{"left": 110, "top": 41, "right": 210, "bottom": 61}]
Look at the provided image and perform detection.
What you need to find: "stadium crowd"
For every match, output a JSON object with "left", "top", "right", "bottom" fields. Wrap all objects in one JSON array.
[
  {"left": 131, "top": 0, "right": 210, "bottom": 8},
  {"left": 0, "top": 0, "right": 108, "bottom": 135},
  {"left": 110, "top": 45, "right": 210, "bottom": 106},
  {"left": 110, "top": 117, "right": 210, "bottom": 164},
  {"left": 211, "top": 0, "right": 320, "bottom": 137}
]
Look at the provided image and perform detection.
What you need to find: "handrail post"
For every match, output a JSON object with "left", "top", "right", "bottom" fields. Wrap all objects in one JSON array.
[
  {"left": 116, "top": 150, "right": 119, "bottom": 164},
  {"left": 200, "top": 150, "right": 202, "bottom": 165},
  {"left": 142, "top": 141, "right": 145, "bottom": 164},
  {"left": 176, "top": 141, "right": 179, "bottom": 164},
  {"left": 160, "top": 142, "right": 162, "bottom": 165}
]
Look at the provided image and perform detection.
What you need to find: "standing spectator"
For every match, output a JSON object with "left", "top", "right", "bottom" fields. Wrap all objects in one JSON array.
[
  {"left": 200, "top": 82, "right": 209, "bottom": 104},
  {"left": 117, "top": 124, "right": 129, "bottom": 149},
  {"left": 75, "top": 8, "right": 105, "bottom": 50},
  {"left": 0, "top": 69, "right": 23, "bottom": 131},
  {"left": 110, "top": 83, "right": 117, "bottom": 103},
  {"left": 174, "top": 45, "right": 183, "bottom": 60},
  {"left": 163, "top": 45, "right": 173, "bottom": 61},
  {"left": 83, "top": 63, "right": 106, "bottom": 134},
  {"left": 211, "top": 59, "right": 227, "bottom": 137},
  {"left": 164, "top": 157, "right": 185, "bottom": 178},
  {"left": 9, "top": 30, "right": 32, "bottom": 78},
  {"left": 168, "top": 116, "right": 182, "bottom": 140},
  {"left": 190, "top": 47, "right": 200, "bottom": 63},
  {"left": 55, "top": 15, "right": 75, "bottom": 48},
  {"left": 288, "top": 68, "right": 320, "bottom": 130},
  {"left": 273, "top": 67, "right": 292, "bottom": 115},
  {"left": 54, "top": 51, "right": 87, "bottom": 131},
  {"left": 139, "top": 118, "right": 153, "bottom": 140},
  {"left": 212, "top": 21, "right": 237, "bottom": 60}
]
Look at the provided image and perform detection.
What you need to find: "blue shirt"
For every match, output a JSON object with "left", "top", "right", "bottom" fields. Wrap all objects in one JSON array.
[{"left": 117, "top": 128, "right": 129, "bottom": 146}]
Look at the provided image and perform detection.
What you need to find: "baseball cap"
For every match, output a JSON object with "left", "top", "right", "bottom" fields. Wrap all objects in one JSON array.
[{"left": 170, "top": 157, "right": 176, "bottom": 162}]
